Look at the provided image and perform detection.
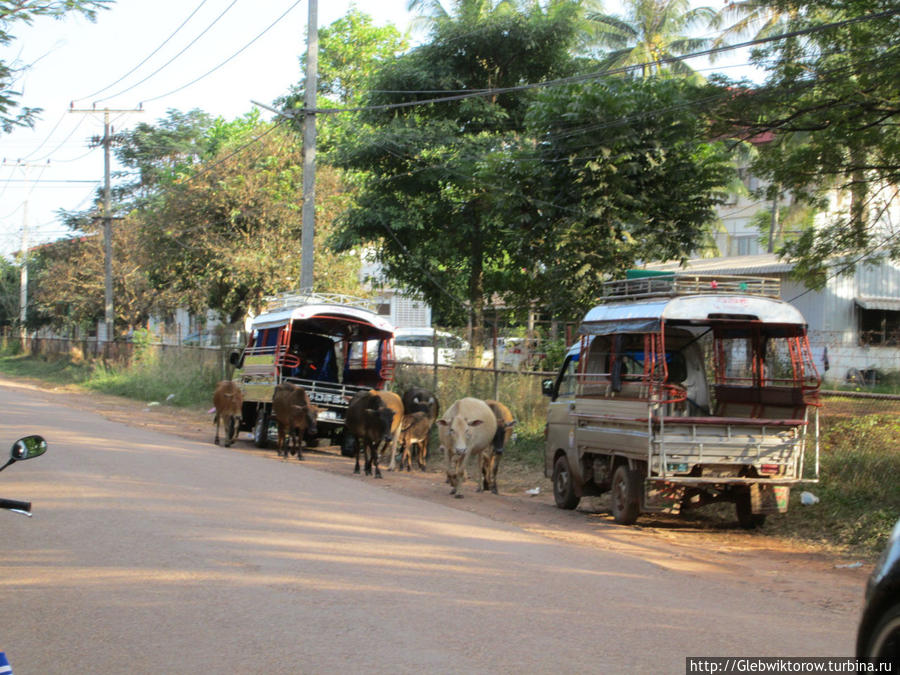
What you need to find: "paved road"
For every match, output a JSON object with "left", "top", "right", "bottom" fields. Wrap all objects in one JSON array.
[{"left": 0, "top": 381, "right": 856, "bottom": 674}]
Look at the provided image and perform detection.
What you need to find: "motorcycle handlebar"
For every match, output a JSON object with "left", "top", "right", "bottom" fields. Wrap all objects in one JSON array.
[{"left": 0, "top": 497, "right": 31, "bottom": 512}]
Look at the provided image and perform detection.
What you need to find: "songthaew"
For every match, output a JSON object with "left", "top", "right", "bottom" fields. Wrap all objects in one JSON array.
[
  {"left": 229, "top": 293, "right": 395, "bottom": 449},
  {"left": 542, "top": 272, "right": 821, "bottom": 528}
]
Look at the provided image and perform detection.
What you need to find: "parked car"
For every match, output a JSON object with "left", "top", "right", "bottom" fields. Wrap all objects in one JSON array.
[
  {"left": 857, "top": 517, "right": 900, "bottom": 661},
  {"left": 393, "top": 328, "right": 469, "bottom": 365}
]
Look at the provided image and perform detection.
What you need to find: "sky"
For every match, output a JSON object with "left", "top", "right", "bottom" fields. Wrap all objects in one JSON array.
[
  {"left": 0, "top": 0, "right": 416, "bottom": 257},
  {"left": 0, "top": 0, "right": 762, "bottom": 260}
]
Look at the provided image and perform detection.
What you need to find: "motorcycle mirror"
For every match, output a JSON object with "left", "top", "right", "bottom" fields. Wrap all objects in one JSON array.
[{"left": 10, "top": 435, "right": 47, "bottom": 461}]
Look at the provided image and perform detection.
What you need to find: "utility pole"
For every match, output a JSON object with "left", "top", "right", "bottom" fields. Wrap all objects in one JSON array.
[
  {"left": 19, "top": 201, "right": 28, "bottom": 327},
  {"left": 70, "top": 106, "right": 142, "bottom": 342},
  {"left": 2, "top": 160, "right": 51, "bottom": 331},
  {"left": 299, "top": 0, "right": 318, "bottom": 292}
]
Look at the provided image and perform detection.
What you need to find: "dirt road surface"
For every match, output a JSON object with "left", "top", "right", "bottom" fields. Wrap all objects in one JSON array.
[{"left": 0, "top": 377, "right": 869, "bottom": 674}]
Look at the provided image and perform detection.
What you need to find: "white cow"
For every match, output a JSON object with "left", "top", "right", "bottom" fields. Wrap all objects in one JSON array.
[{"left": 437, "top": 397, "right": 498, "bottom": 498}]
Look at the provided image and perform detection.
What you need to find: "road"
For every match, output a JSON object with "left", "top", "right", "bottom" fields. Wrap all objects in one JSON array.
[{"left": 0, "top": 380, "right": 860, "bottom": 674}]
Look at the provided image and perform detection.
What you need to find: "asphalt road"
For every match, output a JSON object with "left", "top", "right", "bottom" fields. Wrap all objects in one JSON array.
[{"left": 0, "top": 380, "right": 856, "bottom": 674}]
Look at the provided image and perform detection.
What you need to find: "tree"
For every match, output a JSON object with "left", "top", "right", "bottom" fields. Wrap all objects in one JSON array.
[
  {"left": 0, "top": 0, "right": 112, "bottom": 132},
  {"left": 140, "top": 120, "right": 359, "bottom": 322},
  {"left": 586, "top": 0, "right": 716, "bottom": 78},
  {"left": 499, "top": 76, "right": 734, "bottom": 316},
  {"left": 712, "top": 1, "right": 900, "bottom": 286},
  {"left": 332, "top": 6, "right": 580, "bottom": 345}
]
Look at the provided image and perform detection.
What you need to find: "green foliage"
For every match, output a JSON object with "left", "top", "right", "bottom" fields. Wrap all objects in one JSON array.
[
  {"left": 586, "top": 0, "right": 716, "bottom": 77},
  {"left": 0, "top": 1, "right": 112, "bottom": 133},
  {"left": 714, "top": 1, "right": 900, "bottom": 286},
  {"left": 506, "top": 77, "right": 735, "bottom": 317},
  {"left": 333, "top": 7, "right": 580, "bottom": 338}
]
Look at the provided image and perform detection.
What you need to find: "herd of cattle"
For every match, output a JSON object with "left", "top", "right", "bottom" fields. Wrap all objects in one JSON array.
[{"left": 212, "top": 380, "right": 517, "bottom": 497}]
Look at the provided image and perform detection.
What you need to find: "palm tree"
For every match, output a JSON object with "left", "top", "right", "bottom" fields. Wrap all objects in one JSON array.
[
  {"left": 586, "top": 0, "right": 717, "bottom": 78},
  {"left": 407, "top": 0, "right": 518, "bottom": 31}
]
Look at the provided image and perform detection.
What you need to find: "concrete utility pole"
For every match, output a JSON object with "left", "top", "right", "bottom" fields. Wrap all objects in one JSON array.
[
  {"left": 70, "top": 106, "right": 142, "bottom": 341},
  {"left": 20, "top": 201, "right": 28, "bottom": 327},
  {"left": 300, "top": 0, "right": 318, "bottom": 293}
]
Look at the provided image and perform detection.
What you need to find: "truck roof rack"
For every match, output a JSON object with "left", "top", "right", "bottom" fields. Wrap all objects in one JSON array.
[
  {"left": 600, "top": 273, "right": 781, "bottom": 302},
  {"left": 262, "top": 292, "right": 379, "bottom": 313}
]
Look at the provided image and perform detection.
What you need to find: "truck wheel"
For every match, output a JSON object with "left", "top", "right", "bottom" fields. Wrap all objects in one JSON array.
[
  {"left": 553, "top": 455, "right": 580, "bottom": 510},
  {"left": 610, "top": 464, "right": 641, "bottom": 525},
  {"left": 253, "top": 412, "right": 270, "bottom": 449},
  {"left": 735, "top": 488, "right": 766, "bottom": 529},
  {"left": 340, "top": 433, "right": 356, "bottom": 458}
]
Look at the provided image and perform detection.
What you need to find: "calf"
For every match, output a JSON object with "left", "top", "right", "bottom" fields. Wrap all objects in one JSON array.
[
  {"left": 213, "top": 380, "right": 243, "bottom": 447},
  {"left": 480, "top": 399, "right": 516, "bottom": 494},
  {"left": 401, "top": 387, "right": 439, "bottom": 470},
  {"left": 398, "top": 411, "right": 434, "bottom": 472},
  {"left": 437, "top": 397, "right": 498, "bottom": 498},
  {"left": 272, "top": 382, "right": 320, "bottom": 460},
  {"left": 345, "top": 390, "right": 396, "bottom": 478}
]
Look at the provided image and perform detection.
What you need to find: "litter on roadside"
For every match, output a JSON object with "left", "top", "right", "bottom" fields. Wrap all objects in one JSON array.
[
  {"left": 834, "top": 562, "right": 863, "bottom": 569},
  {"left": 525, "top": 487, "right": 540, "bottom": 495}
]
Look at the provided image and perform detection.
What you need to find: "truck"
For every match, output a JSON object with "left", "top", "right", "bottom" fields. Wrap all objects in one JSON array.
[
  {"left": 230, "top": 293, "right": 396, "bottom": 449},
  {"left": 542, "top": 272, "right": 821, "bottom": 528}
]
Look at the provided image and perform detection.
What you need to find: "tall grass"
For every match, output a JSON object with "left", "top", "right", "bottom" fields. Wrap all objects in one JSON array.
[
  {"left": 0, "top": 339, "right": 222, "bottom": 408},
  {"left": 83, "top": 346, "right": 222, "bottom": 407},
  {"left": 765, "top": 414, "right": 900, "bottom": 555}
]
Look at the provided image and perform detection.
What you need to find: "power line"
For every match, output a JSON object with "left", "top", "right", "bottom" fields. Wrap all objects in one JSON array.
[
  {"left": 95, "top": 0, "right": 240, "bottom": 105},
  {"left": 73, "top": 0, "right": 212, "bottom": 104},
  {"left": 140, "top": 0, "right": 304, "bottom": 106},
  {"left": 268, "top": 8, "right": 900, "bottom": 118}
]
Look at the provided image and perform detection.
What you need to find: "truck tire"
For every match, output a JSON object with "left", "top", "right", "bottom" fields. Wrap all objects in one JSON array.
[
  {"left": 553, "top": 455, "right": 580, "bottom": 510},
  {"left": 735, "top": 487, "right": 766, "bottom": 529},
  {"left": 253, "top": 411, "right": 270, "bottom": 449},
  {"left": 610, "top": 464, "right": 641, "bottom": 525}
]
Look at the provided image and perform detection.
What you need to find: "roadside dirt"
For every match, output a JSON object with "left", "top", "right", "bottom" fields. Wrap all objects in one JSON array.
[{"left": 5, "top": 376, "right": 872, "bottom": 620}]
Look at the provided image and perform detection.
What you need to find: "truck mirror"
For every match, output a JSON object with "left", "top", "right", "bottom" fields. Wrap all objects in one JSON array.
[
  {"left": 541, "top": 378, "right": 555, "bottom": 397},
  {"left": 229, "top": 351, "right": 242, "bottom": 367}
]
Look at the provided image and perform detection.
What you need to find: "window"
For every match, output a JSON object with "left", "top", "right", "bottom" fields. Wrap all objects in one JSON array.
[{"left": 859, "top": 308, "right": 900, "bottom": 345}]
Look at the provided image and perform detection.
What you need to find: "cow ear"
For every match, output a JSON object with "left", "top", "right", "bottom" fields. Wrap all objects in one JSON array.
[
  {"left": 437, "top": 419, "right": 448, "bottom": 427},
  {"left": 470, "top": 419, "right": 483, "bottom": 426}
]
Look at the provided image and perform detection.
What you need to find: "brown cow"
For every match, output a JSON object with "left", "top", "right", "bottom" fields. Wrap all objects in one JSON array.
[
  {"left": 345, "top": 390, "right": 396, "bottom": 478},
  {"left": 272, "top": 382, "right": 320, "bottom": 460},
  {"left": 481, "top": 399, "right": 516, "bottom": 494},
  {"left": 401, "top": 387, "right": 439, "bottom": 470},
  {"left": 437, "top": 397, "right": 498, "bottom": 498},
  {"left": 213, "top": 380, "right": 243, "bottom": 447},
  {"left": 398, "top": 411, "right": 434, "bottom": 472},
  {"left": 371, "top": 390, "right": 404, "bottom": 471}
]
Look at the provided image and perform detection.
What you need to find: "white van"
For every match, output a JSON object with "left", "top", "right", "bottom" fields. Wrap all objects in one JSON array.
[
  {"left": 542, "top": 273, "right": 821, "bottom": 528},
  {"left": 392, "top": 328, "right": 469, "bottom": 365}
]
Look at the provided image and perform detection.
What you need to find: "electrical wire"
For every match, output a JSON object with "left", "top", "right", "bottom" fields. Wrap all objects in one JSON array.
[
  {"left": 95, "top": 0, "right": 240, "bottom": 105},
  {"left": 73, "top": 0, "right": 213, "bottom": 104},
  {"left": 140, "top": 0, "right": 304, "bottom": 105}
]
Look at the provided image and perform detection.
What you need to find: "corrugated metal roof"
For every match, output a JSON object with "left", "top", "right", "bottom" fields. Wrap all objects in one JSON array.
[
  {"left": 644, "top": 254, "right": 794, "bottom": 275},
  {"left": 856, "top": 297, "right": 900, "bottom": 311}
]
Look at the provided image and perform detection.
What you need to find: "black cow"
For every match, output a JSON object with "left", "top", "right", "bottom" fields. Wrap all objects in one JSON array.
[{"left": 345, "top": 390, "right": 396, "bottom": 478}]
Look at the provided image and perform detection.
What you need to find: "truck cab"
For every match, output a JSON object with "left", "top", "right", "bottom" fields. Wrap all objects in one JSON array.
[
  {"left": 543, "top": 273, "right": 820, "bottom": 527},
  {"left": 231, "top": 293, "right": 395, "bottom": 447}
]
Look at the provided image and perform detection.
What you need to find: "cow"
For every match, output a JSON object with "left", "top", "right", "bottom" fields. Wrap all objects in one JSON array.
[
  {"left": 345, "top": 390, "right": 396, "bottom": 478},
  {"left": 437, "top": 397, "right": 498, "bottom": 498},
  {"left": 400, "top": 387, "right": 439, "bottom": 470},
  {"left": 398, "top": 411, "right": 433, "bottom": 472},
  {"left": 480, "top": 399, "right": 516, "bottom": 494},
  {"left": 272, "top": 382, "right": 320, "bottom": 460},
  {"left": 371, "top": 390, "right": 404, "bottom": 471},
  {"left": 213, "top": 380, "right": 243, "bottom": 447}
]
